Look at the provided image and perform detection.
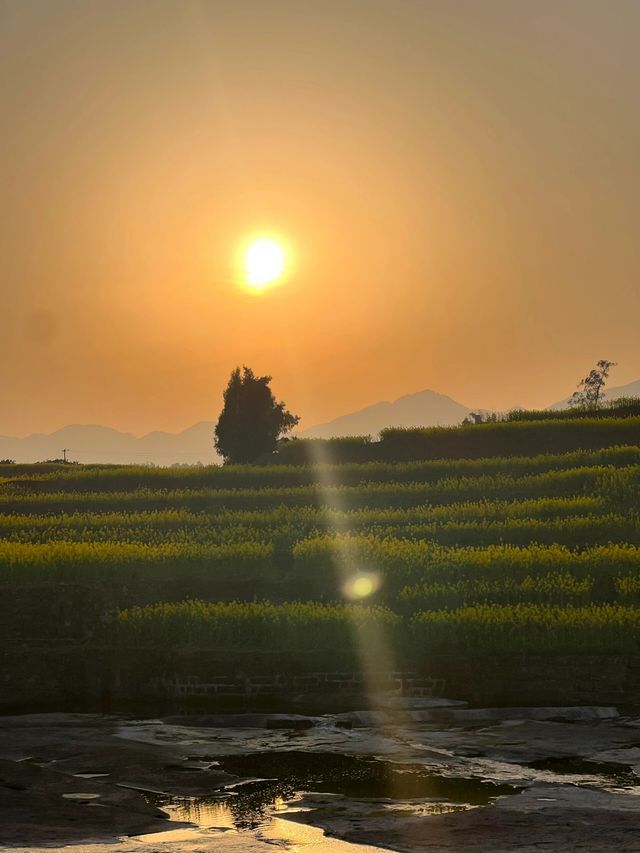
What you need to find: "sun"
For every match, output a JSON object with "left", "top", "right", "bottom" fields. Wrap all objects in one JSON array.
[{"left": 243, "top": 238, "right": 287, "bottom": 291}]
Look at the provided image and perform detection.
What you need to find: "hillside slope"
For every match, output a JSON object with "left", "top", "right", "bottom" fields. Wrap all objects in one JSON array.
[
  {"left": 549, "top": 378, "right": 640, "bottom": 410},
  {"left": 301, "top": 390, "right": 473, "bottom": 439}
]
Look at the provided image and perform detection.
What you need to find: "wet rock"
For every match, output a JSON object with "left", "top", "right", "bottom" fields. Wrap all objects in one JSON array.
[
  {"left": 379, "top": 697, "right": 468, "bottom": 710},
  {"left": 410, "top": 706, "right": 619, "bottom": 723},
  {"left": 162, "top": 713, "right": 269, "bottom": 727},
  {"left": 285, "top": 789, "right": 640, "bottom": 852},
  {"left": 0, "top": 757, "right": 175, "bottom": 845},
  {"left": 591, "top": 746, "right": 640, "bottom": 765},
  {"left": 496, "top": 782, "right": 640, "bottom": 813},
  {"left": 265, "top": 716, "right": 314, "bottom": 730},
  {"left": 333, "top": 710, "right": 388, "bottom": 728},
  {"left": 333, "top": 705, "right": 618, "bottom": 729},
  {"left": 2, "top": 711, "right": 640, "bottom": 851},
  {"left": 0, "top": 713, "right": 108, "bottom": 730},
  {"left": 293, "top": 688, "right": 368, "bottom": 709},
  {"left": 162, "top": 713, "right": 318, "bottom": 729}
]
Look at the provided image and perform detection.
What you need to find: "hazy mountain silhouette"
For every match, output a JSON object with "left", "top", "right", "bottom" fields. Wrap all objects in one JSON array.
[
  {"left": 0, "top": 390, "right": 476, "bottom": 463},
  {"left": 308, "top": 379, "right": 640, "bottom": 439},
  {"left": 2, "top": 379, "right": 638, "bottom": 464},
  {"left": 0, "top": 423, "right": 217, "bottom": 465},
  {"left": 549, "top": 378, "right": 640, "bottom": 410},
  {"left": 301, "top": 390, "right": 473, "bottom": 439}
]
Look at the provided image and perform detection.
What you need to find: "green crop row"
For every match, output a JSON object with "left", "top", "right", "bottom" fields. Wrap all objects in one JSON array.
[
  {"left": 411, "top": 604, "right": 640, "bottom": 655},
  {"left": 375, "top": 417, "right": 640, "bottom": 462},
  {"left": 6, "top": 445, "right": 639, "bottom": 492},
  {"left": 293, "top": 536, "right": 640, "bottom": 595},
  {"left": 402, "top": 570, "right": 640, "bottom": 611},
  {"left": 1, "top": 464, "right": 636, "bottom": 514},
  {"left": 113, "top": 600, "right": 640, "bottom": 658},
  {"left": 400, "top": 573, "right": 596, "bottom": 609},
  {"left": 0, "top": 540, "right": 273, "bottom": 585},
  {"left": 3, "top": 536, "right": 640, "bottom": 611},
  {"left": 3, "top": 512, "right": 638, "bottom": 551},
  {"left": 0, "top": 495, "right": 609, "bottom": 532},
  {"left": 503, "top": 399, "right": 640, "bottom": 422},
  {"left": 114, "top": 599, "right": 400, "bottom": 651},
  {"left": 365, "top": 514, "right": 640, "bottom": 548},
  {"left": 274, "top": 418, "right": 640, "bottom": 464}
]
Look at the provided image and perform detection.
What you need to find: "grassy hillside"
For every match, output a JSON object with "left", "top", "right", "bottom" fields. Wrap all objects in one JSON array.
[
  {"left": 2, "top": 412, "right": 640, "bottom": 670},
  {"left": 275, "top": 414, "right": 640, "bottom": 463}
]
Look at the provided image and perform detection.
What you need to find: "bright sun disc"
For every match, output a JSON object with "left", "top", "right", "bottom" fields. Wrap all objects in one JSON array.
[{"left": 244, "top": 238, "right": 286, "bottom": 290}]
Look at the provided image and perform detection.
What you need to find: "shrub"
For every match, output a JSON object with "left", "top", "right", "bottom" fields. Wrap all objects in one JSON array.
[{"left": 411, "top": 604, "right": 640, "bottom": 655}]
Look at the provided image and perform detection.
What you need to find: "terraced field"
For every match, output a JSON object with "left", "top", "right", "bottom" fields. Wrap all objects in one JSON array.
[{"left": 1, "top": 415, "right": 639, "bottom": 677}]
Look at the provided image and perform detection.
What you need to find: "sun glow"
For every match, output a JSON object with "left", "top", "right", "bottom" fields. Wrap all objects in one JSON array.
[
  {"left": 342, "top": 571, "right": 382, "bottom": 600},
  {"left": 243, "top": 238, "right": 287, "bottom": 291}
]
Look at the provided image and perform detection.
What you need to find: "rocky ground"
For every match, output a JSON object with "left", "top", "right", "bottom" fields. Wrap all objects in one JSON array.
[{"left": 1, "top": 702, "right": 640, "bottom": 851}]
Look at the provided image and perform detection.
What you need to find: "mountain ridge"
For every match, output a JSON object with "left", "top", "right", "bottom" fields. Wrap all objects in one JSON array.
[
  {"left": 1, "top": 380, "right": 637, "bottom": 464},
  {"left": 0, "top": 422, "right": 217, "bottom": 466},
  {"left": 549, "top": 378, "right": 640, "bottom": 410},
  {"left": 299, "top": 389, "right": 473, "bottom": 439}
]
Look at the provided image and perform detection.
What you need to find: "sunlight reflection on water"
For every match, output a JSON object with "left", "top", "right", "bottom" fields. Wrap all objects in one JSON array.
[{"left": 130, "top": 794, "right": 391, "bottom": 851}]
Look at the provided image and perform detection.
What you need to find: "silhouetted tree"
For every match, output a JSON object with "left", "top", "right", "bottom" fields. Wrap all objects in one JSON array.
[
  {"left": 214, "top": 366, "right": 300, "bottom": 464},
  {"left": 569, "top": 359, "right": 617, "bottom": 408},
  {"left": 462, "top": 411, "right": 498, "bottom": 425},
  {"left": 463, "top": 412, "right": 485, "bottom": 425}
]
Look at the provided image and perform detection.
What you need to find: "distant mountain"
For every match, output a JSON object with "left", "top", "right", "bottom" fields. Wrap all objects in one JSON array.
[
  {"left": 549, "top": 378, "right": 640, "bottom": 410},
  {"left": 6, "top": 378, "right": 636, "bottom": 465},
  {"left": 0, "top": 422, "right": 218, "bottom": 466},
  {"left": 300, "top": 390, "right": 475, "bottom": 439},
  {"left": 0, "top": 391, "right": 478, "bottom": 464}
]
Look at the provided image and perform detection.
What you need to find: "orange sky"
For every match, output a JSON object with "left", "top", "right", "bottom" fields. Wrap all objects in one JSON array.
[{"left": 2, "top": 0, "right": 639, "bottom": 436}]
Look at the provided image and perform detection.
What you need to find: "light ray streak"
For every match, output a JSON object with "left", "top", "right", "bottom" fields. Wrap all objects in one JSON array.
[{"left": 304, "top": 440, "right": 400, "bottom": 713}]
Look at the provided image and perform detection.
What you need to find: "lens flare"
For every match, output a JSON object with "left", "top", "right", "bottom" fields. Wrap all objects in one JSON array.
[{"left": 343, "top": 572, "right": 381, "bottom": 600}]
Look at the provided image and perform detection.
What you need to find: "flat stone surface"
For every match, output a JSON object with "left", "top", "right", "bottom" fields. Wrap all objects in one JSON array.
[
  {"left": 410, "top": 706, "right": 620, "bottom": 723},
  {"left": 161, "top": 713, "right": 323, "bottom": 729},
  {"left": 2, "top": 711, "right": 640, "bottom": 851},
  {"left": 377, "top": 697, "right": 469, "bottom": 710},
  {"left": 0, "top": 756, "right": 177, "bottom": 844},
  {"left": 285, "top": 789, "right": 640, "bottom": 852}
]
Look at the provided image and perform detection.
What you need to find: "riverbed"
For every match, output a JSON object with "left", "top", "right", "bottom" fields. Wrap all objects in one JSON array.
[{"left": 1, "top": 703, "right": 640, "bottom": 851}]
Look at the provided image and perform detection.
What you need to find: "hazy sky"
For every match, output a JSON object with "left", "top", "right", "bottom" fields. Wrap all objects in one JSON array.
[{"left": 2, "top": 0, "right": 639, "bottom": 436}]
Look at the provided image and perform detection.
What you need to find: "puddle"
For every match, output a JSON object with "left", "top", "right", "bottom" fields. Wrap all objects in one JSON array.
[
  {"left": 161, "top": 796, "right": 242, "bottom": 829},
  {"left": 136, "top": 782, "right": 417, "bottom": 852},
  {"left": 138, "top": 789, "right": 470, "bottom": 849},
  {"left": 215, "top": 751, "right": 520, "bottom": 805},
  {"left": 146, "top": 785, "right": 295, "bottom": 834},
  {"left": 134, "top": 750, "right": 521, "bottom": 846},
  {"left": 134, "top": 814, "right": 388, "bottom": 851},
  {"left": 136, "top": 796, "right": 248, "bottom": 842},
  {"left": 261, "top": 817, "right": 397, "bottom": 851},
  {"left": 528, "top": 757, "right": 639, "bottom": 789},
  {"left": 7, "top": 714, "right": 640, "bottom": 852},
  {"left": 134, "top": 826, "right": 215, "bottom": 843}
]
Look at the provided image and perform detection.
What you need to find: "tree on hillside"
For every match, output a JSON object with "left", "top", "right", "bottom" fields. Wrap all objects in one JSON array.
[
  {"left": 214, "top": 367, "right": 300, "bottom": 464},
  {"left": 569, "top": 359, "right": 617, "bottom": 409}
]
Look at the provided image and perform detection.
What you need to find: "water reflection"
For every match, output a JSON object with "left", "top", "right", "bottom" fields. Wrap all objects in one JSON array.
[
  {"left": 138, "top": 792, "right": 366, "bottom": 849},
  {"left": 156, "top": 795, "right": 238, "bottom": 829},
  {"left": 139, "top": 788, "right": 474, "bottom": 850},
  {"left": 150, "top": 781, "right": 298, "bottom": 832},
  {"left": 138, "top": 751, "right": 520, "bottom": 850},
  {"left": 215, "top": 751, "right": 519, "bottom": 804}
]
